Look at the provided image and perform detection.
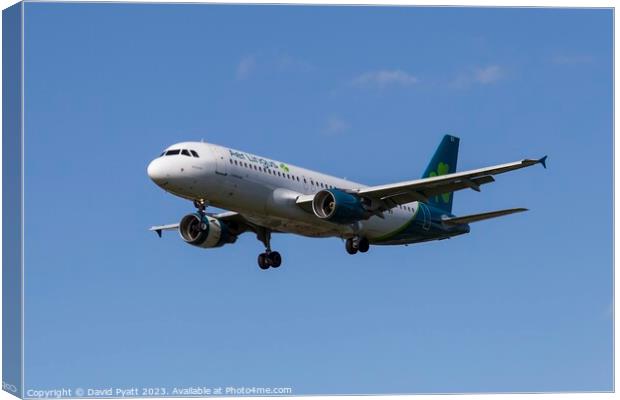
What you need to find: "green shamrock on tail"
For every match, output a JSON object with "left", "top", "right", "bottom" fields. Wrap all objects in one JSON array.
[{"left": 429, "top": 162, "right": 451, "bottom": 203}]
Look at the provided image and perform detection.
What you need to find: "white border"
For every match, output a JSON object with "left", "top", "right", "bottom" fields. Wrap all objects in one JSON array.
[{"left": 0, "top": 2, "right": 614, "bottom": 400}]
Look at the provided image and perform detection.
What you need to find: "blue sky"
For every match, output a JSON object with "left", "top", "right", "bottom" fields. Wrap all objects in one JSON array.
[{"left": 23, "top": 3, "right": 612, "bottom": 394}]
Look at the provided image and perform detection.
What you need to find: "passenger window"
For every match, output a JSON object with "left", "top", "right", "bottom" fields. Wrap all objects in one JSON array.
[{"left": 190, "top": 150, "right": 199, "bottom": 157}]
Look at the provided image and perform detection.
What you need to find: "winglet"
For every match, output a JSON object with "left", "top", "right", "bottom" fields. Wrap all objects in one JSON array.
[
  {"left": 538, "top": 155, "right": 548, "bottom": 169},
  {"left": 155, "top": 229, "right": 162, "bottom": 238}
]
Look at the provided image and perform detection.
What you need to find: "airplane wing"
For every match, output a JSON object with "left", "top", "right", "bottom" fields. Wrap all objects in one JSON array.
[
  {"left": 296, "top": 156, "right": 547, "bottom": 212},
  {"left": 149, "top": 211, "right": 254, "bottom": 237},
  {"left": 354, "top": 157, "right": 547, "bottom": 209}
]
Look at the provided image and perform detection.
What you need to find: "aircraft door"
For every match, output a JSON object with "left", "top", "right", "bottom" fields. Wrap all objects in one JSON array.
[
  {"left": 209, "top": 145, "right": 239, "bottom": 199},
  {"left": 210, "top": 145, "right": 228, "bottom": 176}
]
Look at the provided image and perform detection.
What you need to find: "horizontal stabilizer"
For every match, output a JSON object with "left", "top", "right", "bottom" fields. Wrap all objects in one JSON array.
[{"left": 442, "top": 208, "right": 528, "bottom": 225}]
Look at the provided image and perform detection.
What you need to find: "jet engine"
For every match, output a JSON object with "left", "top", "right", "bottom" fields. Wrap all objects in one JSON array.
[
  {"left": 178, "top": 213, "right": 237, "bottom": 248},
  {"left": 312, "top": 188, "right": 370, "bottom": 224}
]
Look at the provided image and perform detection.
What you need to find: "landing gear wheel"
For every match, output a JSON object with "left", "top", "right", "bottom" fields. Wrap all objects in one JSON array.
[
  {"left": 256, "top": 228, "right": 282, "bottom": 269},
  {"left": 258, "top": 253, "right": 269, "bottom": 270},
  {"left": 268, "top": 251, "right": 282, "bottom": 268},
  {"left": 345, "top": 238, "right": 358, "bottom": 255},
  {"left": 358, "top": 238, "right": 370, "bottom": 253}
]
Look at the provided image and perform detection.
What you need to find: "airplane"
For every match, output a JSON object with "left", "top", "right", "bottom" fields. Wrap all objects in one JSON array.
[{"left": 147, "top": 135, "right": 546, "bottom": 270}]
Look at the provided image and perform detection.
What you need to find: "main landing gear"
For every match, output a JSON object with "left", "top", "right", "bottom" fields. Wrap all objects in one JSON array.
[
  {"left": 256, "top": 227, "right": 282, "bottom": 270},
  {"left": 345, "top": 236, "right": 370, "bottom": 255}
]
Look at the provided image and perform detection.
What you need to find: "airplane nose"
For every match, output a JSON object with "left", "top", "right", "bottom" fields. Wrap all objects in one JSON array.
[{"left": 147, "top": 159, "right": 167, "bottom": 184}]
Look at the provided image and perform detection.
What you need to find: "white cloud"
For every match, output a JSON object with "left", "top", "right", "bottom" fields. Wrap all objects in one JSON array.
[
  {"left": 323, "top": 116, "right": 350, "bottom": 136},
  {"left": 236, "top": 55, "right": 256, "bottom": 80},
  {"left": 474, "top": 65, "right": 503, "bottom": 84},
  {"left": 451, "top": 65, "right": 504, "bottom": 88},
  {"left": 351, "top": 69, "right": 419, "bottom": 88}
]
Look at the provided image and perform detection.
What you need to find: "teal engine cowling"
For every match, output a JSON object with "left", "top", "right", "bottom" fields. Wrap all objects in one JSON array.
[
  {"left": 179, "top": 213, "right": 237, "bottom": 248},
  {"left": 312, "top": 189, "right": 369, "bottom": 224}
]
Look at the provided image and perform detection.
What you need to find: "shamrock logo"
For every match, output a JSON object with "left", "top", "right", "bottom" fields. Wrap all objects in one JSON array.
[
  {"left": 280, "top": 163, "right": 290, "bottom": 173},
  {"left": 428, "top": 162, "right": 451, "bottom": 203}
]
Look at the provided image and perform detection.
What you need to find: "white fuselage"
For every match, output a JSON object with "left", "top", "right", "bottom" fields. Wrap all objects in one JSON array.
[{"left": 147, "top": 141, "right": 435, "bottom": 243}]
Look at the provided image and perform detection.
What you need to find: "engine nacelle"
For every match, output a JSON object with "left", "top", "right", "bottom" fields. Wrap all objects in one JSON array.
[
  {"left": 312, "top": 189, "right": 368, "bottom": 224},
  {"left": 178, "top": 213, "right": 237, "bottom": 248}
]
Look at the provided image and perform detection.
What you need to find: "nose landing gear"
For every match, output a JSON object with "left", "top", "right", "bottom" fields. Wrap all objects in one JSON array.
[
  {"left": 193, "top": 199, "right": 207, "bottom": 215},
  {"left": 345, "top": 236, "right": 370, "bottom": 255},
  {"left": 256, "top": 227, "right": 282, "bottom": 270}
]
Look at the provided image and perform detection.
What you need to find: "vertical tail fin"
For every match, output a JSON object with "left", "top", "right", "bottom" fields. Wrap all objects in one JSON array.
[{"left": 422, "top": 135, "right": 460, "bottom": 213}]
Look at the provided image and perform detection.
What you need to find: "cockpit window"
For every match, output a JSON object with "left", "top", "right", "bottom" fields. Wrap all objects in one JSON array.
[
  {"left": 165, "top": 149, "right": 180, "bottom": 156},
  {"left": 181, "top": 149, "right": 191, "bottom": 157},
  {"left": 190, "top": 150, "right": 199, "bottom": 158}
]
